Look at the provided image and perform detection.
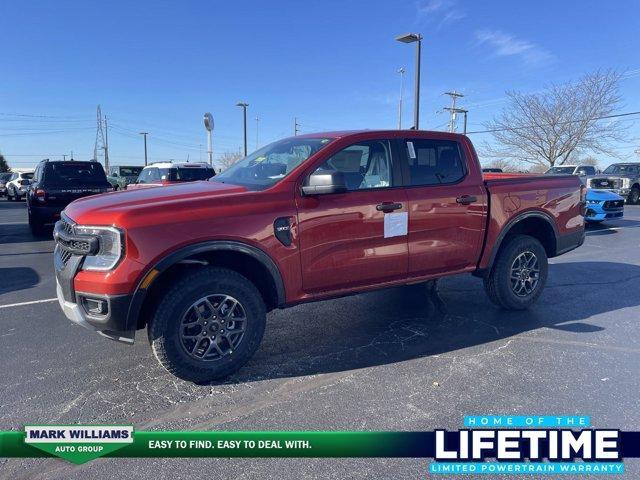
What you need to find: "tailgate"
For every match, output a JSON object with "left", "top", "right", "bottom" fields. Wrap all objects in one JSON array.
[{"left": 46, "top": 184, "right": 111, "bottom": 207}]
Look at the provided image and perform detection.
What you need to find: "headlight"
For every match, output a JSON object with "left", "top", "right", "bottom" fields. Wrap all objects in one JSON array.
[
  {"left": 75, "top": 226, "right": 124, "bottom": 271},
  {"left": 586, "top": 200, "right": 599, "bottom": 205}
]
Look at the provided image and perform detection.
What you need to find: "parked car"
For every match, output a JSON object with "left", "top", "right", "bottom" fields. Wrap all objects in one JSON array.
[
  {"left": 0, "top": 172, "right": 13, "bottom": 197},
  {"left": 544, "top": 165, "right": 598, "bottom": 176},
  {"left": 126, "top": 162, "right": 215, "bottom": 190},
  {"left": 583, "top": 189, "right": 624, "bottom": 223},
  {"left": 585, "top": 163, "right": 640, "bottom": 204},
  {"left": 6, "top": 170, "right": 34, "bottom": 201},
  {"left": 54, "top": 130, "right": 585, "bottom": 382},
  {"left": 107, "top": 165, "right": 143, "bottom": 190},
  {"left": 26, "top": 160, "right": 112, "bottom": 234},
  {"left": 482, "top": 168, "right": 503, "bottom": 173}
]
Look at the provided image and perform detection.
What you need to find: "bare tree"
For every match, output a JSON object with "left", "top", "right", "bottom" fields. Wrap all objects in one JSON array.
[
  {"left": 483, "top": 158, "right": 520, "bottom": 172},
  {"left": 483, "top": 70, "right": 628, "bottom": 169},
  {"left": 218, "top": 151, "right": 243, "bottom": 171},
  {"left": 578, "top": 156, "right": 600, "bottom": 167}
]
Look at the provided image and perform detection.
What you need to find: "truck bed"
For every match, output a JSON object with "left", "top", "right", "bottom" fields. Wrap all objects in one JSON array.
[{"left": 477, "top": 172, "right": 585, "bottom": 270}]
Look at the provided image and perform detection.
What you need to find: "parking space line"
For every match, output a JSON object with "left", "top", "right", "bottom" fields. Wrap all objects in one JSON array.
[{"left": 0, "top": 298, "right": 57, "bottom": 309}]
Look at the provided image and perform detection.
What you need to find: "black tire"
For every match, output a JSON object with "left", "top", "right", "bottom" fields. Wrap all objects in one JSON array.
[
  {"left": 484, "top": 234, "right": 548, "bottom": 310},
  {"left": 28, "top": 212, "right": 46, "bottom": 235},
  {"left": 7, "top": 189, "right": 15, "bottom": 201},
  {"left": 148, "top": 267, "right": 266, "bottom": 383},
  {"left": 628, "top": 187, "right": 640, "bottom": 205}
]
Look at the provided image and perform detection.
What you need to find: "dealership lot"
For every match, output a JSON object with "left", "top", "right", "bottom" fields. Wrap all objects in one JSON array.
[{"left": 1, "top": 198, "right": 639, "bottom": 478}]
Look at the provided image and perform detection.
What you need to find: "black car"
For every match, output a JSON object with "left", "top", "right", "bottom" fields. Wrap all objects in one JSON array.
[{"left": 27, "top": 160, "right": 112, "bottom": 234}]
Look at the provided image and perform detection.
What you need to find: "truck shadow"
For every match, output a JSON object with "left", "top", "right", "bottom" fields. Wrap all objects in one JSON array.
[
  {"left": 235, "top": 261, "right": 640, "bottom": 383},
  {"left": 0, "top": 267, "right": 40, "bottom": 295}
]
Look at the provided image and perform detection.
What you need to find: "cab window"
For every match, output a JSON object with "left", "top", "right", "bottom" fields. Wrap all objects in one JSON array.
[
  {"left": 404, "top": 139, "right": 466, "bottom": 186},
  {"left": 312, "top": 140, "right": 393, "bottom": 191}
]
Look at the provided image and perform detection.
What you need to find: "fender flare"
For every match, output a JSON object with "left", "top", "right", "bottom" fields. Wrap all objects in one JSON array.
[
  {"left": 126, "top": 240, "right": 286, "bottom": 330},
  {"left": 483, "top": 211, "right": 559, "bottom": 273}
]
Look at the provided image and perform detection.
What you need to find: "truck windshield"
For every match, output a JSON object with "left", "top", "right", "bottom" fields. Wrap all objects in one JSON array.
[
  {"left": 213, "top": 137, "right": 334, "bottom": 189},
  {"left": 545, "top": 166, "right": 575, "bottom": 175},
  {"left": 119, "top": 167, "right": 143, "bottom": 177},
  {"left": 602, "top": 164, "right": 639, "bottom": 175}
]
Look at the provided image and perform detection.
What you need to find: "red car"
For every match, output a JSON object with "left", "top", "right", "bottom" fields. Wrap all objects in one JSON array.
[
  {"left": 54, "top": 130, "right": 585, "bottom": 382},
  {"left": 126, "top": 162, "right": 215, "bottom": 189}
]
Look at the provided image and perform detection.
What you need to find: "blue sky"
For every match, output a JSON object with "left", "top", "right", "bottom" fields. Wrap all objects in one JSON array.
[{"left": 1, "top": 0, "right": 639, "bottom": 169}]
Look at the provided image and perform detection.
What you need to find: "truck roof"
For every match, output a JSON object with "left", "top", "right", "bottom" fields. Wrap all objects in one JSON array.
[{"left": 294, "top": 129, "right": 468, "bottom": 140}]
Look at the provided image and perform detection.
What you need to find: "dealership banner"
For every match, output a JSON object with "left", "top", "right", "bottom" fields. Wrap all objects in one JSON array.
[{"left": 1, "top": 416, "right": 639, "bottom": 473}]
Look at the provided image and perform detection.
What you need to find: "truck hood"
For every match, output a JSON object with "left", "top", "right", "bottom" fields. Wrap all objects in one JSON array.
[{"left": 64, "top": 180, "right": 249, "bottom": 226}]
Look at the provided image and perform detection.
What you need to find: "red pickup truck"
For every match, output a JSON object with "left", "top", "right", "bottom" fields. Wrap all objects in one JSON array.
[{"left": 54, "top": 130, "right": 585, "bottom": 382}]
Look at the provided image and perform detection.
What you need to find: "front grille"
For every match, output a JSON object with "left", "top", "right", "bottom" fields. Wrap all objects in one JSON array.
[
  {"left": 54, "top": 215, "right": 82, "bottom": 269},
  {"left": 590, "top": 178, "right": 620, "bottom": 189},
  {"left": 603, "top": 200, "right": 624, "bottom": 210}
]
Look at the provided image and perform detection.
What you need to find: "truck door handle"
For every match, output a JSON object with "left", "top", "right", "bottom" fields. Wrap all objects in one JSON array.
[
  {"left": 456, "top": 195, "right": 477, "bottom": 205},
  {"left": 376, "top": 202, "right": 403, "bottom": 212}
]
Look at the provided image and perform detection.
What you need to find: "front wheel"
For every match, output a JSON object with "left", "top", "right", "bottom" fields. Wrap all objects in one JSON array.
[
  {"left": 148, "top": 267, "right": 266, "bottom": 383},
  {"left": 628, "top": 187, "right": 640, "bottom": 205},
  {"left": 484, "top": 234, "right": 548, "bottom": 310}
]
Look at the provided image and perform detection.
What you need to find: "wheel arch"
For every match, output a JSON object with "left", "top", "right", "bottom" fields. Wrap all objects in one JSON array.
[
  {"left": 127, "top": 241, "right": 286, "bottom": 331},
  {"left": 481, "top": 211, "right": 558, "bottom": 275}
]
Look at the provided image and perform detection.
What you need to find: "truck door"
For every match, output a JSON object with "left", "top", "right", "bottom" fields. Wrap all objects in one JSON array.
[
  {"left": 400, "top": 136, "right": 487, "bottom": 276},
  {"left": 295, "top": 139, "right": 409, "bottom": 293}
]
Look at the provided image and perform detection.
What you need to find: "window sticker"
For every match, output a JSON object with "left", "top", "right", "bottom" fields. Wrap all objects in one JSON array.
[
  {"left": 407, "top": 141, "right": 416, "bottom": 159},
  {"left": 384, "top": 212, "right": 408, "bottom": 238}
]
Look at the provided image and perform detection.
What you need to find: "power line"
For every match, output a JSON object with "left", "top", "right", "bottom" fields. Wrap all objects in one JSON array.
[{"left": 466, "top": 110, "right": 640, "bottom": 135}]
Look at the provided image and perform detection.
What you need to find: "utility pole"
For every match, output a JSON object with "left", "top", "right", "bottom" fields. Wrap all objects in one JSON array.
[
  {"left": 397, "top": 67, "right": 405, "bottom": 129},
  {"left": 255, "top": 116, "right": 260, "bottom": 150},
  {"left": 63, "top": 154, "right": 67, "bottom": 161},
  {"left": 236, "top": 102, "right": 249, "bottom": 156},
  {"left": 294, "top": 117, "right": 300, "bottom": 136},
  {"left": 139, "top": 132, "right": 149, "bottom": 165},
  {"left": 444, "top": 91, "right": 464, "bottom": 132}
]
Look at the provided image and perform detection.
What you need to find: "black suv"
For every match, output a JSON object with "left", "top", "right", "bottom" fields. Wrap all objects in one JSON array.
[{"left": 27, "top": 160, "right": 112, "bottom": 234}]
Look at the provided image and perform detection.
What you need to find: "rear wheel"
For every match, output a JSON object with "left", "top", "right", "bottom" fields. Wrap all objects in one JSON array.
[
  {"left": 628, "top": 187, "right": 640, "bottom": 205},
  {"left": 148, "top": 267, "right": 266, "bottom": 383},
  {"left": 484, "top": 235, "right": 548, "bottom": 310}
]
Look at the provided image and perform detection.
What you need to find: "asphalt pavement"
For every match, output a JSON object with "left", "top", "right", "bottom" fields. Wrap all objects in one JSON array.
[{"left": 1, "top": 197, "right": 639, "bottom": 479}]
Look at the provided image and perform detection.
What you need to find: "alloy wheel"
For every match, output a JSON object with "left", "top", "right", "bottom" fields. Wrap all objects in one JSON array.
[
  {"left": 509, "top": 251, "right": 540, "bottom": 297},
  {"left": 179, "top": 294, "right": 247, "bottom": 361}
]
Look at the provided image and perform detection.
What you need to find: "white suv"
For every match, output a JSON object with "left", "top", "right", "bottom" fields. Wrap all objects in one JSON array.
[{"left": 6, "top": 170, "right": 34, "bottom": 201}]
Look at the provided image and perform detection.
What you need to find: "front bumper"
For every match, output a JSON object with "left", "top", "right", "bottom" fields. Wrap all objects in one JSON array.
[
  {"left": 585, "top": 203, "right": 624, "bottom": 222},
  {"left": 56, "top": 281, "right": 134, "bottom": 343}
]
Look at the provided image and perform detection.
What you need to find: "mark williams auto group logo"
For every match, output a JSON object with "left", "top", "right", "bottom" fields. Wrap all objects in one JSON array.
[
  {"left": 430, "top": 415, "right": 624, "bottom": 475},
  {"left": 24, "top": 425, "right": 133, "bottom": 464}
]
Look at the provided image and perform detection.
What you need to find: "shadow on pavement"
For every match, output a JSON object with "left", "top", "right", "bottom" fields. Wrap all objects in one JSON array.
[
  {"left": 0, "top": 224, "right": 52, "bottom": 245},
  {"left": 0, "top": 267, "right": 40, "bottom": 295},
  {"left": 227, "top": 261, "right": 640, "bottom": 383}
]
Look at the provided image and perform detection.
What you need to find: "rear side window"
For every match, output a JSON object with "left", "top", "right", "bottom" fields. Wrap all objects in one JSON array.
[
  {"left": 45, "top": 163, "right": 105, "bottom": 182},
  {"left": 404, "top": 139, "right": 466, "bottom": 186}
]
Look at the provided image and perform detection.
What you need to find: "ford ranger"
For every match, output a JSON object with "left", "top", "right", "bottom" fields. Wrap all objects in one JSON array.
[{"left": 53, "top": 130, "right": 585, "bottom": 382}]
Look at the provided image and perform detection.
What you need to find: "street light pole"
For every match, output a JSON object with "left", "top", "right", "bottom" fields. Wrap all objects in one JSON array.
[
  {"left": 395, "top": 33, "right": 423, "bottom": 129},
  {"left": 397, "top": 67, "right": 405, "bottom": 129},
  {"left": 139, "top": 132, "right": 149, "bottom": 165},
  {"left": 236, "top": 102, "right": 249, "bottom": 156}
]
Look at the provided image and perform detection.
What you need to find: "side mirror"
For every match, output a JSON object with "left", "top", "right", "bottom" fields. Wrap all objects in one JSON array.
[{"left": 301, "top": 170, "right": 348, "bottom": 195}]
